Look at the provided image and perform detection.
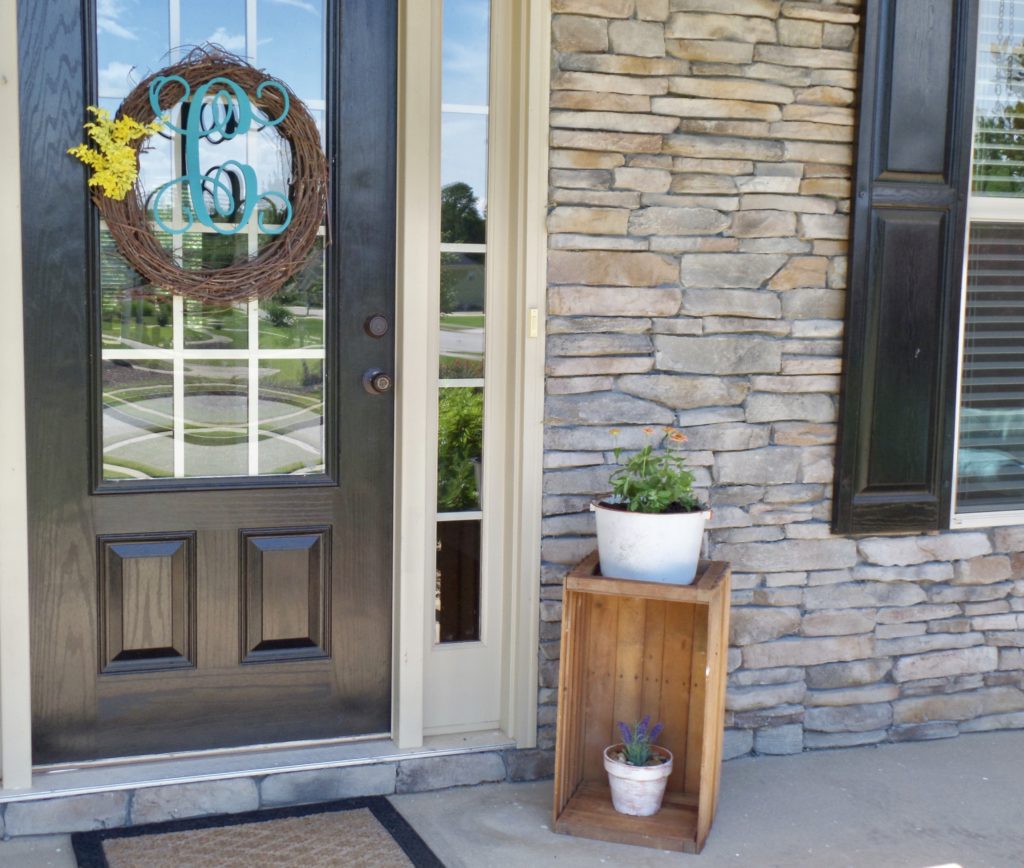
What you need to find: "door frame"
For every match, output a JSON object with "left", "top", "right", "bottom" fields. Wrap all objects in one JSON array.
[{"left": 0, "top": 0, "right": 548, "bottom": 785}]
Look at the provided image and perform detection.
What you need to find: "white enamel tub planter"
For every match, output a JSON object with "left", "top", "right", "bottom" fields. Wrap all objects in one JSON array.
[
  {"left": 592, "top": 503, "right": 711, "bottom": 585},
  {"left": 603, "top": 745, "right": 674, "bottom": 816}
]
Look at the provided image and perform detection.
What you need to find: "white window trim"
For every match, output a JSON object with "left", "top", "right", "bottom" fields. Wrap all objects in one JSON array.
[{"left": 393, "top": 0, "right": 548, "bottom": 747}]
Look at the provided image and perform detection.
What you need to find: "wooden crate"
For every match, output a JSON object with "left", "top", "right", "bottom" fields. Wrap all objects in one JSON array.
[{"left": 553, "top": 552, "right": 731, "bottom": 854}]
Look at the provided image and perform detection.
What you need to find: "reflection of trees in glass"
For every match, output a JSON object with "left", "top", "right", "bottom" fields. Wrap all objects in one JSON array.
[
  {"left": 440, "top": 182, "right": 486, "bottom": 314},
  {"left": 975, "top": 37, "right": 1024, "bottom": 194},
  {"left": 437, "top": 388, "right": 484, "bottom": 510}
]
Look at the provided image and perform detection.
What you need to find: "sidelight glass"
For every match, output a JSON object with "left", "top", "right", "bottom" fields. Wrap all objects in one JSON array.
[
  {"left": 435, "top": 0, "right": 490, "bottom": 643},
  {"left": 96, "top": 0, "right": 328, "bottom": 484}
]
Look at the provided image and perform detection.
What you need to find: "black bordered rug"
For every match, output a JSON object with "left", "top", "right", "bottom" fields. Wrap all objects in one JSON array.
[{"left": 72, "top": 796, "right": 445, "bottom": 868}]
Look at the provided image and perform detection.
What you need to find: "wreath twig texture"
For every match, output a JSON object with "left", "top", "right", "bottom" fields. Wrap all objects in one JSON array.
[{"left": 92, "top": 47, "right": 328, "bottom": 302}]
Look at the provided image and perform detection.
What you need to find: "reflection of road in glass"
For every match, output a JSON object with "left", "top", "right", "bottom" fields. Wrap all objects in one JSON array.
[
  {"left": 102, "top": 362, "right": 324, "bottom": 479},
  {"left": 440, "top": 312, "right": 484, "bottom": 361}
]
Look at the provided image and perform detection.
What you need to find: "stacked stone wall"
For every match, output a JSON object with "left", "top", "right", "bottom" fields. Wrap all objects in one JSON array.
[{"left": 540, "top": 0, "right": 1024, "bottom": 757}]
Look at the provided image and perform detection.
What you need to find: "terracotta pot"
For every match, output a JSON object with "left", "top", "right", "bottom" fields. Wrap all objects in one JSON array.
[
  {"left": 603, "top": 744, "right": 674, "bottom": 816},
  {"left": 592, "top": 502, "right": 710, "bottom": 584}
]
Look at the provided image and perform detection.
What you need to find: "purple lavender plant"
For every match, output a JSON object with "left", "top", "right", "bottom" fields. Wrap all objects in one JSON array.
[{"left": 616, "top": 715, "right": 666, "bottom": 766}]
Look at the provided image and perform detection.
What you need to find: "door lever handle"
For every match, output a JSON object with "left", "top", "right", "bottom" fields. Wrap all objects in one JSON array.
[{"left": 362, "top": 369, "right": 394, "bottom": 395}]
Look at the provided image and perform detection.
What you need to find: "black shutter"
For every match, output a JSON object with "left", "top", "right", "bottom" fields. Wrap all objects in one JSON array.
[{"left": 834, "top": 0, "right": 979, "bottom": 534}]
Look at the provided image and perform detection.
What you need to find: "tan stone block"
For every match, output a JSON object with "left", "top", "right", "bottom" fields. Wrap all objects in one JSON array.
[
  {"left": 551, "top": 128, "right": 664, "bottom": 154},
  {"left": 550, "top": 90, "right": 652, "bottom": 113},
  {"left": 609, "top": 19, "right": 665, "bottom": 57},
  {"left": 546, "top": 375, "right": 616, "bottom": 394},
  {"left": 800, "top": 177, "right": 851, "bottom": 197},
  {"left": 778, "top": 19, "right": 822, "bottom": 48},
  {"left": 665, "top": 133, "right": 785, "bottom": 161},
  {"left": 783, "top": 103, "right": 855, "bottom": 125},
  {"left": 892, "top": 646, "right": 998, "bottom": 683},
  {"left": 784, "top": 141, "right": 854, "bottom": 164},
  {"left": 628, "top": 205, "right": 730, "bottom": 235},
  {"left": 672, "top": 0, "right": 782, "bottom": 16},
  {"left": 741, "top": 194, "right": 836, "bottom": 214},
  {"left": 548, "top": 285, "right": 682, "bottom": 316},
  {"left": 769, "top": 120, "right": 854, "bottom": 143},
  {"left": 613, "top": 167, "right": 672, "bottom": 192},
  {"left": 545, "top": 356, "right": 654, "bottom": 376},
  {"left": 813, "top": 240, "right": 848, "bottom": 255},
  {"left": 796, "top": 84, "right": 854, "bottom": 106},
  {"left": 551, "top": 188, "right": 642, "bottom": 208},
  {"left": 552, "top": 0, "right": 634, "bottom": 16},
  {"left": 751, "top": 374, "right": 838, "bottom": 393},
  {"left": 645, "top": 192, "right": 740, "bottom": 210},
  {"left": 823, "top": 23, "right": 856, "bottom": 49},
  {"left": 753, "top": 44, "right": 856, "bottom": 69},
  {"left": 730, "top": 210, "right": 798, "bottom": 238},
  {"left": 550, "top": 149, "right": 626, "bottom": 170},
  {"left": 799, "top": 213, "right": 849, "bottom": 240},
  {"left": 550, "top": 110, "right": 680, "bottom": 134},
  {"left": 667, "top": 76, "right": 794, "bottom": 104},
  {"left": 653, "top": 96, "right": 782, "bottom": 121},
  {"left": 637, "top": 0, "right": 669, "bottom": 20},
  {"left": 669, "top": 174, "right": 738, "bottom": 194},
  {"left": 552, "top": 70, "right": 669, "bottom": 95},
  {"left": 678, "top": 119, "right": 772, "bottom": 138},
  {"left": 548, "top": 251, "right": 678, "bottom": 287},
  {"left": 772, "top": 421, "right": 837, "bottom": 443},
  {"left": 769, "top": 256, "right": 828, "bottom": 289},
  {"left": 674, "top": 157, "right": 755, "bottom": 174},
  {"left": 549, "top": 234, "right": 647, "bottom": 251},
  {"left": 552, "top": 15, "right": 609, "bottom": 53},
  {"left": 742, "top": 635, "right": 873, "bottom": 668},
  {"left": 809, "top": 68, "right": 857, "bottom": 88},
  {"left": 781, "top": 2, "right": 859, "bottom": 24},
  {"left": 560, "top": 53, "right": 687, "bottom": 76},
  {"left": 953, "top": 556, "right": 1014, "bottom": 585},
  {"left": 666, "top": 12, "right": 778, "bottom": 43},
  {"left": 801, "top": 610, "right": 874, "bottom": 637},
  {"left": 666, "top": 39, "right": 755, "bottom": 64},
  {"left": 737, "top": 175, "right": 801, "bottom": 194},
  {"left": 628, "top": 153, "right": 673, "bottom": 168},
  {"left": 806, "top": 684, "right": 899, "bottom": 706},
  {"left": 547, "top": 207, "right": 630, "bottom": 236},
  {"left": 651, "top": 237, "right": 739, "bottom": 254}
]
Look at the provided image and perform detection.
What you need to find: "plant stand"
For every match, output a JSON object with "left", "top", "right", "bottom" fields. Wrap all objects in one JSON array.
[{"left": 552, "top": 552, "right": 731, "bottom": 854}]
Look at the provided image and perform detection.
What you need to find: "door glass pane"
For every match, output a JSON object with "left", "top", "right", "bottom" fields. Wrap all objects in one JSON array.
[
  {"left": 440, "top": 253, "right": 485, "bottom": 379},
  {"left": 102, "top": 360, "right": 175, "bottom": 480},
  {"left": 437, "top": 387, "right": 483, "bottom": 511},
  {"left": 436, "top": 519, "right": 481, "bottom": 643},
  {"left": 441, "top": 115, "right": 488, "bottom": 235},
  {"left": 96, "top": 0, "right": 328, "bottom": 485}
]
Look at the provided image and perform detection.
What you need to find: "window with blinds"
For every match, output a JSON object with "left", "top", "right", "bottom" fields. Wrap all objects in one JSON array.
[{"left": 956, "top": 0, "right": 1024, "bottom": 514}]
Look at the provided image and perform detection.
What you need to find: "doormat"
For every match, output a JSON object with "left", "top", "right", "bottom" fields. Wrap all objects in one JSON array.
[{"left": 71, "top": 796, "right": 445, "bottom": 868}]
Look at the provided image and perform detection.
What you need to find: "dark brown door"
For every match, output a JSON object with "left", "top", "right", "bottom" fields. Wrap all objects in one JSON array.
[{"left": 19, "top": 0, "right": 396, "bottom": 763}]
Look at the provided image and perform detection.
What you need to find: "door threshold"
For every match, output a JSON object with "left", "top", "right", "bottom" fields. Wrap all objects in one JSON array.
[{"left": 0, "top": 729, "right": 515, "bottom": 802}]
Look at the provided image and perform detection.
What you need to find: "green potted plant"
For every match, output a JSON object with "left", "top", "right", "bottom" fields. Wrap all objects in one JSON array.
[
  {"left": 603, "top": 715, "right": 673, "bottom": 816},
  {"left": 591, "top": 427, "right": 710, "bottom": 585}
]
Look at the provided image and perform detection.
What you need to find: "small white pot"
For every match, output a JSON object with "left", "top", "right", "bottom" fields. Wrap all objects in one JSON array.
[
  {"left": 592, "top": 502, "right": 710, "bottom": 585},
  {"left": 603, "top": 744, "right": 674, "bottom": 816}
]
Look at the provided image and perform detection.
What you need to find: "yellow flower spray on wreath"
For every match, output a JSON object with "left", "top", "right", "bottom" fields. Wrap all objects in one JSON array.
[{"left": 67, "top": 106, "right": 163, "bottom": 201}]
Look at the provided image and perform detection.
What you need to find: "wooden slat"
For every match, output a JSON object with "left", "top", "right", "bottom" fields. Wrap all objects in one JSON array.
[
  {"left": 640, "top": 601, "right": 665, "bottom": 731},
  {"left": 684, "top": 596, "right": 709, "bottom": 795},
  {"left": 659, "top": 599, "right": 693, "bottom": 794},
  {"left": 567, "top": 553, "right": 729, "bottom": 602},
  {"left": 582, "top": 594, "right": 619, "bottom": 783},
  {"left": 611, "top": 597, "right": 646, "bottom": 737},
  {"left": 696, "top": 572, "right": 728, "bottom": 851}
]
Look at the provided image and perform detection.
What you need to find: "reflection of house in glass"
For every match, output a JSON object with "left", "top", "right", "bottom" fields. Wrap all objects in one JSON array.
[{"left": 440, "top": 251, "right": 484, "bottom": 311}]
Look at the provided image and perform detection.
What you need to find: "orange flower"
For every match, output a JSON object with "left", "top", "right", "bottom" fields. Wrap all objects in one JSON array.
[
  {"left": 643, "top": 426, "right": 655, "bottom": 435},
  {"left": 609, "top": 428, "right": 621, "bottom": 436},
  {"left": 669, "top": 431, "right": 687, "bottom": 443}
]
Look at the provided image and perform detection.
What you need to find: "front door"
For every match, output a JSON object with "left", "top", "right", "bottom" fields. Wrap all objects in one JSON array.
[{"left": 19, "top": 0, "right": 396, "bottom": 763}]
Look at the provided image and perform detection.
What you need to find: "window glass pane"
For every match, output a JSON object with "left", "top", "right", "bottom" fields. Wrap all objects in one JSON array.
[
  {"left": 435, "top": 519, "right": 481, "bottom": 643},
  {"left": 101, "top": 230, "right": 174, "bottom": 350},
  {"left": 442, "top": 114, "right": 488, "bottom": 231},
  {"left": 183, "top": 359, "right": 249, "bottom": 477},
  {"left": 259, "top": 237, "right": 325, "bottom": 349},
  {"left": 440, "top": 253, "right": 485, "bottom": 379},
  {"left": 437, "top": 387, "right": 483, "bottom": 511},
  {"left": 973, "top": 0, "right": 1024, "bottom": 195},
  {"left": 957, "top": 222, "right": 1024, "bottom": 511},
  {"left": 256, "top": 0, "right": 325, "bottom": 101},
  {"left": 258, "top": 359, "right": 325, "bottom": 475},
  {"left": 96, "top": 1, "right": 168, "bottom": 99},
  {"left": 442, "top": 0, "right": 490, "bottom": 107},
  {"left": 181, "top": 0, "right": 247, "bottom": 57},
  {"left": 184, "top": 300, "right": 250, "bottom": 350},
  {"left": 102, "top": 359, "right": 175, "bottom": 480}
]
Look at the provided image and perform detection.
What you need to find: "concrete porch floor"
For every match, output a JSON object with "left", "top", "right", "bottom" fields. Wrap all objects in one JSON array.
[{"left": 2, "top": 731, "right": 1021, "bottom": 867}]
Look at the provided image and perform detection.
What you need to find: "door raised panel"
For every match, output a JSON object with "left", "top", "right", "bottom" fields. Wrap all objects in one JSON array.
[
  {"left": 241, "top": 527, "right": 331, "bottom": 663},
  {"left": 99, "top": 533, "right": 196, "bottom": 673}
]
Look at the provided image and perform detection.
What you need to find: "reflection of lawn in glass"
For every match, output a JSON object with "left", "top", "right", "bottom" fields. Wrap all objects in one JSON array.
[
  {"left": 103, "top": 365, "right": 324, "bottom": 480},
  {"left": 441, "top": 313, "right": 485, "bottom": 329}
]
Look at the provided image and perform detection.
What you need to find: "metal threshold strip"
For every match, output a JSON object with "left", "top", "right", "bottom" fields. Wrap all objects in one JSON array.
[{"left": 0, "top": 730, "right": 515, "bottom": 803}]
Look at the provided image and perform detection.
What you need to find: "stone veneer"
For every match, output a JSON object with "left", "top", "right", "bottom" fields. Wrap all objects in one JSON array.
[{"left": 540, "top": 0, "right": 1024, "bottom": 758}]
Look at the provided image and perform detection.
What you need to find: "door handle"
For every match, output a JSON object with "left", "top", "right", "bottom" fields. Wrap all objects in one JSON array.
[{"left": 362, "top": 369, "right": 394, "bottom": 395}]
